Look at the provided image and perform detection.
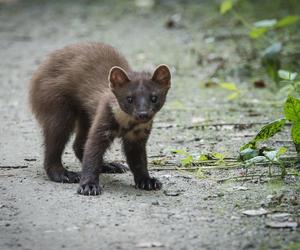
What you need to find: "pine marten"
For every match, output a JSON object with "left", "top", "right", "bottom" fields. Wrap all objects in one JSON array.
[{"left": 29, "top": 42, "right": 171, "bottom": 195}]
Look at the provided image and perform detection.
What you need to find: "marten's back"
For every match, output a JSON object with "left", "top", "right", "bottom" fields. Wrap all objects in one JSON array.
[{"left": 29, "top": 42, "right": 131, "bottom": 120}]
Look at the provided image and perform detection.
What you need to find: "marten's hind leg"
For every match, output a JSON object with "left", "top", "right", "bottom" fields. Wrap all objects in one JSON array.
[
  {"left": 42, "top": 108, "right": 80, "bottom": 183},
  {"left": 101, "top": 162, "right": 129, "bottom": 173}
]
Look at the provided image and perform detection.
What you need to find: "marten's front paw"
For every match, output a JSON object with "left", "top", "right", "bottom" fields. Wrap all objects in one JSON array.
[
  {"left": 77, "top": 182, "right": 102, "bottom": 196},
  {"left": 135, "top": 177, "right": 162, "bottom": 191}
]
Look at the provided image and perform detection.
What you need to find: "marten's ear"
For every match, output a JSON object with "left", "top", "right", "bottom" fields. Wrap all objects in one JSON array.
[
  {"left": 151, "top": 64, "right": 171, "bottom": 88},
  {"left": 109, "top": 66, "right": 130, "bottom": 89}
]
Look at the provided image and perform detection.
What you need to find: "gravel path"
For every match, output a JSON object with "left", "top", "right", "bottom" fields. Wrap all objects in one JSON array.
[{"left": 0, "top": 1, "right": 299, "bottom": 250}]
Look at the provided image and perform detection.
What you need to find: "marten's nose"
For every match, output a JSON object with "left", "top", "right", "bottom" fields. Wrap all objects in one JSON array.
[{"left": 138, "top": 112, "right": 149, "bottom": 120}]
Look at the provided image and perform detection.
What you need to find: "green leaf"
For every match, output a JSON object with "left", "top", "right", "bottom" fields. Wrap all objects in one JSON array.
[
  {"left": 212, "top": 152, "right": 225, "bottom": 160},
  {"left": 284, "top": 96, "right": 300, "bottom": 123},
  {"left": 240, "top": 119, "right": 286, "bottom": 150},
  {"left": 290, "top": 72, "right": 297, "bottom": 81},
  {"left": 219, "top": 82, "right": 240, "bottom": 100},
  {"left": 240, "top": 142, "right": 256, "bottom": 151},
  {"left": 278, "top": 70, "right": 297, "bottom": 81},
  {"left": 239, "top": 148, "right": 259, "bottom": 161},
  {"left": 254, "top": 19, "right": 277, "bottom": 28},
  {"left": 171, "top": 149, "right": 188, "bottom": 155},
  {"left": 277, "top": 146, "right": 287, "bottom": 157},
  {"left": 275, "top": 15, "right": 300, "bottom": 28},
  {"left": 219, "top": 82, "right": 237, "bottom": 91},
  {"left": 240, "top": 146, "right": 286, "bottom": 162},
  {"left": 263, "top": 147, "right": 286, "bottom": 161},
  {"left": 198, "top": 154, "right": 209, "bottom": 161},
  {"left": 181, "top": 155, "right": 194, "bottom": 166},
  {"left": 284, "top": 96, "right": 300, "bottom": 152},
  {"left": 249, "top": 27, "right": 267, "bottom": 39},
  {"left": 263, "top": 42, "right": 282, "bottom": 58},
  {"left": 252, "top": 119, "right": 286, "bottom": 142},
  {"left": 263, "top": 150, "right": 277, "bottom": 161},
  {"left": 220, "top": 0, "right": 233, "bottom": 14},
  {"left": 245, "top": 156, "right": 268, "bottom": 165},
  {"left": 227, "top": 92, "right": 240, "bottom": 100},
  {"left": 292, "top": 123, "right": 300, "bottom": 144}
]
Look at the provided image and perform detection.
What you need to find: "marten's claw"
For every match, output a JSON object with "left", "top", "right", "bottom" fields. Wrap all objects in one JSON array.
[
  {"left": 77, "top": 183, "right": 102, "bottom": 196},
  {"left": 135, "top": 177, "right": 162, "bottom": 191}
]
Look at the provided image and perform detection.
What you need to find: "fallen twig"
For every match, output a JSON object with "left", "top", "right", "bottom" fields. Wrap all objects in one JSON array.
[
  {"left": 149, "top": 164, "right": 242, "bottom": 171},
  {"left": 148, "top": 154, "right": 167, "bottom": 158},
  {"left": 186, "top": 122, "right": 291, "bottom": 130},
  {"left": 151, "top": 158, "right": 296, "bottom": 167},
  {"left": 155, "top": 121, "right": 292, "bottom": 130},
  {"left": 149, "top": 157, "right": 298, "bottom": 171},
  {"left": 217, "top": 173, "right": 296, "bottom": 183},
  {"left": 0, "top": 165, "right": 28, "bottom": 169},
  {"left": 0, "top": 174, "right": 15, "bottom": 177}
]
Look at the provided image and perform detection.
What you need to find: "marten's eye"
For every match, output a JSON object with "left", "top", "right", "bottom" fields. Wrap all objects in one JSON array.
[
  {"left": 127, "top": 96, "right": 133, "bottom": 104},
  {"left": 150, "top": 95, "right": 157, "bottom": 103}
]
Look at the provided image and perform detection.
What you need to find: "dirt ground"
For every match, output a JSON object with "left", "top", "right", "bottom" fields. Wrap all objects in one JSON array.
[{"left": 0, "top": 1, "right": 299, "bottom": 250}]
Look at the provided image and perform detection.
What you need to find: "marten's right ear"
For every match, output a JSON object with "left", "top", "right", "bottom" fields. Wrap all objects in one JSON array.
[
  {"left": 109, "top": 66, "right": 130, "bottom": 89},
  {"left": 151, "top": 64, "right": 171, "bottom": 89}
]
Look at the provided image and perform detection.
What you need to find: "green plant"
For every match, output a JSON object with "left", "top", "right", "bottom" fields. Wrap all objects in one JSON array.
[
  {"left": 220, "top": 1, "right": 300, "bottom": 39},
  {"left": 171, "top": 149, "right": 226, "bottom": 167},
  {"left": 171, "top": 149, "right": 194, "bottom": 166},
  {"left": 284, "top": 95, "right": 300, "bottom": 152},
  {"left": 240, "top": 79, "right": 300, "bottom": 177},
  {"left": 241, "top": 99, "right": 300, "bottom": 151},
  {"left": 241, "top": 70, "right": 300, "bottom": 151},
  {"left": 219, "top": 0, "right": 300, "bottom": 85},
  {"left": 240, "top": 118, "right": 287, "bottom": 150},
  {"left": 239, "top": 146, "right": 287, "bottom": 177}
]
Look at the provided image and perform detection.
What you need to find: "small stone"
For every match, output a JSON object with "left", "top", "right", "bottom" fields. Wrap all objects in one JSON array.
[
  {"left": 136, "top": 241, "right": 164, "bottom": 248},
  {"left": 267, "top": 213, "right": 290, "bottom": 221},
  {"left": 265, "top": 221, "right": 297, "bottom": 229},
  {"left": 163, "top": 190, "right": 181, "bottom": 196},
  {"left": 242, "top": 208, "right": 268, "bottom": 216},
  {"left": 232, "top": 186, "right": 248, "bottom": 191}
]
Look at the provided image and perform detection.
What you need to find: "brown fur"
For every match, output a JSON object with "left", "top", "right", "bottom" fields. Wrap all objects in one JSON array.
[{"left": 29, "top": 42, "right": 171, "bottom": 195}]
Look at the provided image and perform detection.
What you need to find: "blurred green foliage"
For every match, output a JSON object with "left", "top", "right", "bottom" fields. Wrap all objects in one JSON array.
[{"left": 219, "top": 0, "right": 300, "bottom": 86}]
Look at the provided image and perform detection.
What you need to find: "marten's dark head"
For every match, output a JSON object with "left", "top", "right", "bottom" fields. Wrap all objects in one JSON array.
[{"left": 109, "top": 65, "right": 171, "bottom": 123}]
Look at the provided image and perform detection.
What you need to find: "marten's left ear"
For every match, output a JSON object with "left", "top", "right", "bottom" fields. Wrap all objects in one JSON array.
[
  {"left": 109, "top": 66, "right": 130, "bottom": 90},
  {"left": 151, "top": 64, "right": 171, "bottom": 88}
]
